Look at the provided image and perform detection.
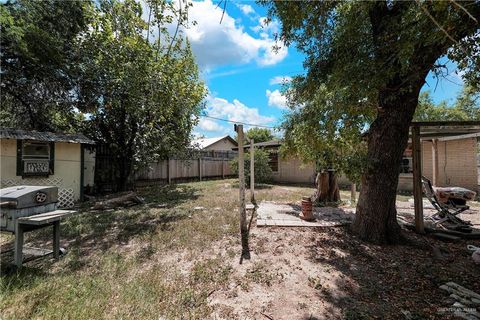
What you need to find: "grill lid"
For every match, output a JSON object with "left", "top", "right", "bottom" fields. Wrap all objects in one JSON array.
[{"left": 0, "top": 186, "right": 58, "bottom": 209}]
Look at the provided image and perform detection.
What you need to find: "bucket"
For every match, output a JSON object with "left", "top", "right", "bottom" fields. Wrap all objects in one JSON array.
[{"left": 300, "top": 196, "right": 314, "bottom": 221}]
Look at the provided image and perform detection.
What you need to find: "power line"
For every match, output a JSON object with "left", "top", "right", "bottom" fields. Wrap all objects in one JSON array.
[{"left": 200, "top": 114, "right": 277, "bottom": 129}]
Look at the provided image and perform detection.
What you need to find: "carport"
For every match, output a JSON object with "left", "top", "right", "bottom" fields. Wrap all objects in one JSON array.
[{"left": 410, "top": 121, "right": 480, "bottom": 233}]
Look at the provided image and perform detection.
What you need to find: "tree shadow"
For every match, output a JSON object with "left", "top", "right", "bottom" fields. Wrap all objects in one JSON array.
[
  {"left": 0, "top": 184, "right": 199, "bottom": 273},
  {"left": 305, "top": 227, "right": 480, "bottom": 319}
]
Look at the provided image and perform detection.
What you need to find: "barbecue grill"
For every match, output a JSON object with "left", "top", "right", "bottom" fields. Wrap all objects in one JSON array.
[{"left": 0, "top": 185, "right": 75, "bottom": 267}]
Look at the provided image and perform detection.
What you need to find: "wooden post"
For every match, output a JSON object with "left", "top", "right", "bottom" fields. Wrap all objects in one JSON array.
[
  {"left": 198, "top": 157, "right": 202, "bottom": 181},
  {"left": 432, "top": 138, "right": 439, "bottom": 186},
  {"left": 250, "top": 138, "right": 255, "bottom": 203},
  {"left": 236, "top": 124, "right": 249, "bottom": 259},
  {"left": 412, "top": 125, "right": 425, "bottom": 234}
]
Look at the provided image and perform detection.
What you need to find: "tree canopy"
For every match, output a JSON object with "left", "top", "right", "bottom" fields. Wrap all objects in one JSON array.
[
  {"left": 244, "top": 127, "right": 274, "bottom": 143},
  {"left": 0, "top": 0, "right": 91, "bottom": 131},
  {"left": 263, "top": 0, "right": 480, "bottom": 243},
  {"left": 1, "top": 0, "right": 206, "bottom": 191},
  {"left": 414, "top": 86, "right": 480, "bottom": 121}
]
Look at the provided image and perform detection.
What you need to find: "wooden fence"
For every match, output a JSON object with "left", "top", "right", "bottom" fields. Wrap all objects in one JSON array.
[
  {"left": 135, "top": 156, "right": 235, "bottom": 187},
  {"left": 95, "top": 144, "right": 237, "bottom": 192}
]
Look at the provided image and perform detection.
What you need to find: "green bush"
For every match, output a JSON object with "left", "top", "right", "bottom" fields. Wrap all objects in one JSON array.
[{"left": 230, "top": 149, "right": 273, "bottom": 184}]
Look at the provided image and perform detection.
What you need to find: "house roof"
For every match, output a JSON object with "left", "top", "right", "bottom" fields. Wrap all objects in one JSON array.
[
  {"left": 191, "top": 135, "right": 237, "bottom": 149},
  {"left": 0, "top": 128, "right": 95, "bottom": 144},
  {"left": 233, "top": 140, "right": 282, "bottom": 150}
]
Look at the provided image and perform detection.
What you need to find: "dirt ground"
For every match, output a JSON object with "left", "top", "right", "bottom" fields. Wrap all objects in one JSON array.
[
  {"left": 1, "top": 180, "right": 479, "bottom": 319},
  {"left": 209, "top": 218, "right": 480, "bottom": 320}
]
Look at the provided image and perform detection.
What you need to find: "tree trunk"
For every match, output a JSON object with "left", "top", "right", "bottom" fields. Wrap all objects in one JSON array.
[
  {"left": 313, "top": 170, "right": 340, "bottom": 203},
  {"left": 352, "top": 87, "right": 421, "bottom": 244}
]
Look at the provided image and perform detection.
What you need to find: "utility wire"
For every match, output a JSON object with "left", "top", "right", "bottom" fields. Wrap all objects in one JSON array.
[{"left": 200, "top": 114, "right": 277, "bottom": 129}]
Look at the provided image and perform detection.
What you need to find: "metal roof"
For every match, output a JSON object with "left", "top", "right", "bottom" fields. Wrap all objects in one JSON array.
[
  {"left": 0, "top": 128, "right": 95, "bottom": 144},
  {"left": 191, "top": 135, "right": 237, "bottom": 149},
  {"left": 411, "top": 121, "right": 480, "bottom": 139}
]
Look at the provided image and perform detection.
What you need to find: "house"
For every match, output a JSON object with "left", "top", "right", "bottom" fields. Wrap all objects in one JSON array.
[
  {"left": 239, "top": 138, "right": 479, "bottom": 192},
  {"left": 235, "top": 140, "right": 317, "bottom": 185},
  {"left": 0, "top": 129, "right": 96, "bottom": 207},
  {"left": 191, "top": 135, "right": 237, "bottom": 151}
]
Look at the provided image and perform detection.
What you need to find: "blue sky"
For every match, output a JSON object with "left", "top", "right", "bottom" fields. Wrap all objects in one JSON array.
[{"left": 186, "top": 1, "right": 465, "bottom": 138}]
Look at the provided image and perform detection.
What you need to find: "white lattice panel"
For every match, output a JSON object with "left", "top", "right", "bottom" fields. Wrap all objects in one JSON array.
[
  {"left": 1, "top": 177, "right": 63, "bottom": 188},
  {"left": 58, "top": 189, "right": 75, "bottom": 208}
]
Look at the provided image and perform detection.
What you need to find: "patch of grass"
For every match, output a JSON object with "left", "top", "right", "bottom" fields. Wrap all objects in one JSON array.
[{"left": 244, "top": 262, "right": 275, "bottom": 287}]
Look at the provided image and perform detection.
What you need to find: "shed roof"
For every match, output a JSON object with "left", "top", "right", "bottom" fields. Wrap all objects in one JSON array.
[
  {"left": 191, "top": 135, "right": 237, "bottom": 149},
  {"left": 0, "top": 128, "right": 95, "bottom": 144}
]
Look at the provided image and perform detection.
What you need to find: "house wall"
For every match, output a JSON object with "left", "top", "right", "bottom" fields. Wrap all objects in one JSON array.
[
  {"left": 399, "top": 138, "right": 478, "bottom": 192},
  {"left": 0, "top": 139, "right": 87, "bottom": 206},
  {"left": 204, "top": 138, "right": 237, "bottom": 151},
  {"left": 268, "top": 138, "right": 477, "bottom": 192},
  {"left": 273, "top": 156, "right": 316, "bottom": 184}
]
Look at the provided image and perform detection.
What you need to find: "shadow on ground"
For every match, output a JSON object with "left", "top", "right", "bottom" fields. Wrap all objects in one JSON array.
[
  {"left": 305, "top": 227, "right": 480, "bottom": 319},
  {"left": 0, "top": 184, "right": 199, "bottom": 274}
]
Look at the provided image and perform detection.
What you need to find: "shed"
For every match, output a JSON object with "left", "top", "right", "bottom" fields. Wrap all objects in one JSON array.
[{"left": 0, "top": 129, "right": 95, "bottom": 207}]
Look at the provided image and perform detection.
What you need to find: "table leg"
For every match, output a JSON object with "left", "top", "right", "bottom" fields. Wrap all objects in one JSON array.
[
  {"left": 14, "top": 222, "right": 24, "bottom": 267},
  {"left": 53, "top": 221, "right": 60, "bottom": 259}
]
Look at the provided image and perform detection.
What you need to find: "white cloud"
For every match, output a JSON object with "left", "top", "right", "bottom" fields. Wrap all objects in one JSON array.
[
  {"left": 194, "top": 94, "right": 276, "bottom": 136},
  {"left": 197, "top": 117, "right": 224, "bottom": 132},
  {"left": 251, "top": 17, "right": 280, "bottom": 38},
  {"left": 206, "top": 95, "right": 275, "bottom": 126},
  {"left": 269, "top": 76, "right": 292, "bottom": 85},
  {"left": 266, "top": 89, "right": 288, "bottom": 110},
  {"left": 183, "top": 0, "right": 287, "bottom": 69},
  {"left": 237, "top": 4, "right": 255, "bottom": 16}
]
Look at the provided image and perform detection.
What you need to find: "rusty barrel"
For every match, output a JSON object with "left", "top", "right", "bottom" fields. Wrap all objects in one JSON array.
[{"left": 300, "top": 196, "right": 314, "bottom": 221}]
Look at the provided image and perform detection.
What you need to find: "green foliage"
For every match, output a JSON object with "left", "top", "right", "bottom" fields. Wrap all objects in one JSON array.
[
  {"left": 244, "top": 128, "right": 274, "bottom": 143},
  {"left": 414, "top": 87, "right": 480, "bottom": 121},
  {"left": 230, "top": 149, "right": 273, "bottom": 184},
  {"left": 281, "top": 84, "right": 369, "bottom": 183},
  {"left": 80, "top": 0, "right": 205, "bottom": 189},
  {"left": 0, "top": 0, "right": 91, "bottom": 131},
  {"left": 262, "top": 1, "right": 479, "bottom": 184},
  {"left": 1, "top": 0, "right": 205, "bottom": 190}
]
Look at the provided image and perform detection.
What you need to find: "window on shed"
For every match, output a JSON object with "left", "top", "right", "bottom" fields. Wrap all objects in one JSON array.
[{"left": 17, "top": 140, "right": 55, "bottom": 176}]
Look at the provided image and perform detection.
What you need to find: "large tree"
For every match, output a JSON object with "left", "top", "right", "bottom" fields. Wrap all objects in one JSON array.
[
  {"left": 263, "top": 1, "right": 480, "bottom": 243},
  {"left": 0, "top": 0, "right": 91, "bottom": 131},
  {"left": 77, "top": 0, "right": 205, "bottom": 191}
]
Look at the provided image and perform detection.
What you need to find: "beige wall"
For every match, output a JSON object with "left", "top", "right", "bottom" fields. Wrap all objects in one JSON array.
[
  {"left": 271, "top": 138, "right": 478, "bottom": 192},
  {"left": 400, "top": 138, "right": 478, "bottom": 192},
  {"left": 273, "top": 156, "right": 316, "bottom": 184},
  {"left": 204, "top": 138, "right": 237, "bottom": 151},
  {"left": 0, "top": 139, "right": 88, "bottom": 202}
]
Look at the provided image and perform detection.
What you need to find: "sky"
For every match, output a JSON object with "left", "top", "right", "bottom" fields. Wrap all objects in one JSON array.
[{"left": 185, "top": 0, "right": 466, "bottom": 139}]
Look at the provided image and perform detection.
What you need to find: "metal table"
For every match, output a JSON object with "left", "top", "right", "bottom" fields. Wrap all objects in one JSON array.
[{"left": 14, "top": 209, "right": 75, "bottom": 267}]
